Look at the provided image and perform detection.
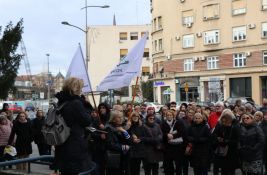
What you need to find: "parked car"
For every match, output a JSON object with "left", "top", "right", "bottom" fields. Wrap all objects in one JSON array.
[
  {"left": 224, "top": 97, "right": 255, "bottom": 107},
  {"left": 144, "top": 102, "right": 164, "bottom": 113}
]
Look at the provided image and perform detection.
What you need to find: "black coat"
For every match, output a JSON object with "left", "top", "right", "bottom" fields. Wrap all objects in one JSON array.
[
  {"left": 8, "top": 119, "right": 33, "bottom": 156},
  {"left": 187, "top": 122, "right": 210, "bottom": 168},
  {"left": 239, "top": 123, "right": 264, "bottom": 162},
  {"left": 31, "top": 117, "right": 46, "bottom": 144},
  {"left": 211, "top": 120, "right": 240, "bottom": 169},
  {"left": 54, "top": 92, "right": 92, "bottom": 174},
  {"left": 105, "top": 123, "right": 131, "bottom": 174},
  {"left": 260, "top": 120, "right": 267, "bottom": 160},
  {"left": 142, "top": 122, "right": 163, "bottom": 163},
  {"left": 161, "top": 119, "right": 187, "bottom": 160},
  {"left": 128, "top": 122, "right": 146, "bottom": 158}
]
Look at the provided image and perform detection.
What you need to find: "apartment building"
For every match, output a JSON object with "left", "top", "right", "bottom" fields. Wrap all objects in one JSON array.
[
  {"left": 87, "top": 25, "right": 151, "bottom": 104},
  {"left": 151, "top": 0, "right": 267, "bottom": 105}
]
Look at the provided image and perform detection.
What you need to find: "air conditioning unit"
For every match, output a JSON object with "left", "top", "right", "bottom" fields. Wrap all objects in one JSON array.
[
  {"left": 193, "top": 57, "right": 199, "bottom": 62},
  {"left": 186, "top": 23, "right": 192, "bottom": 28},
  {"left": 166, "top": 55, "right": 172, "bottom": 60},
  {"left": 175, "top": 35, "right": 180, "bottom": 40},
  {"left": 246, "top": 52, "right": 251, "bottom": 57},
  {"left": 203, "top": 16, "right": 208, "bottom": 21},
  {"left": 119, "top": 40, "right": 123, "bottom": 43},
  {"left": 180, "top": 0, "right": 185, "bottom": 2},
  {"left": 196, "top": 32, "right": 202, "bottom": 37},
  {"left": 248, "top": 24, "right": 256, "bottom": 29}
]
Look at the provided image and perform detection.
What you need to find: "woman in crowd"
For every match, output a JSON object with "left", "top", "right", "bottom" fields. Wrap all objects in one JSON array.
[
  {"left": 260, "top": 111, "right": 267, "bottom": 175},
  {"left": 158, "top": 106, "right": 168, "bottom": 123},
  {"left": 128, "top": 111, "right": 146, "bottom": 175},
  {"left": 187, "top": 113, "right": 210, "bottom": 175},
  {"left": 106, "top": 110, "right": 131, "bottom": 175},
  {"left": 143, "top": 113, "right": 163, "bottom": 175},
  {"left": 161, "top": 110, "right": 187, "bottom": 175},
  {"left": 239, "top": 113, "right": 264, "bottom": 175},
  {"left": 8, "top": 111, "right": 32, "bottom": 170},
  {"left": 54, "top": 77, "right": 92, "bottom": 175},
  {"left": 212, "top": 109, "right": 240, "bottom": 175},
  {"left": 0, "top": 115, "right": 12, "bottom": 158},
  {"left": 89, "top": 108, "right": 107, "bottom": 175},
  {"left": 254, "top": 111, "right": 263, "bottom": 125}
]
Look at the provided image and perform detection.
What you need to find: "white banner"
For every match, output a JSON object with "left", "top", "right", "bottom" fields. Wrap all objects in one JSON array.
[
  {"left": 97, "top": 32, "right": 148, "bottom": 91},
  {"left": 66, "top": 45, "right": 92, "bottom": 92}
]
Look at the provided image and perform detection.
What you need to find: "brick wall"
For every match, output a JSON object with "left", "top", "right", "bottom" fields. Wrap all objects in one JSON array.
[{"left": 161, "top": 51, "right": 264, "bottom": 73}]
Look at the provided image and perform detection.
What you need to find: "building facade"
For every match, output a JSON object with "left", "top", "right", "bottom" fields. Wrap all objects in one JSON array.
[
  {"left": 87, "top": 24, "right": 152, "bottom": 104},
  {"left": 151, "top": 0, "right": 267, "bottom": 105}
]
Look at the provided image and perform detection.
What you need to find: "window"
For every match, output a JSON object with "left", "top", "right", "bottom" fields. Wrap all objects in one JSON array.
[
  {"left": 233, "top": 26, "right": 246, "bottom": 41},
  {"left": 230, "top": 77, "right": 251, "bottom": 97},
  {"left": 130, "top": 32, "right": 138, "bottom": 40},
  {"left": 262, "top": 0, "right": 267, "bottom": 10},
  {"left": 120, "top": 49, "right": 128, "bottom": 59},
  {"left": 158, "top": 16, "right": 162, "bottom": 30},
  {"left": 232, "top": 0, "right": 246, "bottom": 15},
  {"left": 204, "top": 30, "right": 220, "bottom": 44},
  {"left": 183, "top": 34, "right": 194, "bottom": 48},
  {"left": 143, "top": 48, "right": 149, "bottom": 57},
  {"left": 184, "top": 58, "right": 194, "bottom": 71},
  {"left": 119, "top": 32, "right": 127, "bottom": 40},
  {"left": 141, "top": 32, "right": 149, "bottom": 39},
  {"left": 153, "top": 18, "right": 157, "bottom": 31},
  {"left": 142, "top": 66, "right": 150, "bottom": 76},
  {"left": 263, "top": 51, "right": 267, "bottom": 64},
  {"left": 233, "top": 53, "right": 246, "bottom": 67},
  {"left": 207, "top": 56, "right": 219, "bottom": 69},
  {"left": 203, "top": 4, "right": 220, "bottom": 20},
  {"left": 159, "top": 39, "right": 163, "bottom": 51},
  {"left": 154, "top": 40, "right": 158, "bottom": 52},
  {"left": 262, "top": 23, "right": 267, "bottom": 38},
  {"left": 182, "top": 10, "right": 194, "bottom": 25}
]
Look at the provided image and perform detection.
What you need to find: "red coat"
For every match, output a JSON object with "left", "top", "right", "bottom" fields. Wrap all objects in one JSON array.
[{"left": 208, "top": 112, "right": 221, "bottom": 130}]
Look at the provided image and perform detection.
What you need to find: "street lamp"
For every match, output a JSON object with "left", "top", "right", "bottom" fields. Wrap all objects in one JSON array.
[
  {"left": 46, "top": 53, "right": 50, "bottom": 103},
  {"left": 61, "top": 4, "right": 109, "bottom": 69}
]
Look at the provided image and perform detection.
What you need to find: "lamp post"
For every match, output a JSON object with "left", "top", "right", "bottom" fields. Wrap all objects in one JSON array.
[
  {"left": 61, "top": 4, "right": 109, "bottom": 69},
  {"left": 61, "top": 3, "right": 109, "bottom": 109},
  {"left": 46, "top": 53, "right": 50, "bottom": 103}
]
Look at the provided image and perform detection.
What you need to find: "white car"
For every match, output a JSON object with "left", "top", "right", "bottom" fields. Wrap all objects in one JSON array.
[{"left": 144, "top": 102, "right": 164, "bottom": 113}]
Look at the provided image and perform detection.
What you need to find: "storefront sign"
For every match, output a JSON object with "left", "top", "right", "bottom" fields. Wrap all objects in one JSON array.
[{"left": 154, "top": 81, "right": 165, "bottom": 86}]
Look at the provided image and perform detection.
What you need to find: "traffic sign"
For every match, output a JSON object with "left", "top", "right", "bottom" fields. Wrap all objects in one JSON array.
[{"left": 185, "top": 83, "right": 189, "bottom": 92}]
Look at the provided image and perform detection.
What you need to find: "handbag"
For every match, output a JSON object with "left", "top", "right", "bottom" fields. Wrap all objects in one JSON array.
[
  {"left": 214, "top": 145, "right": 229, "bottom": 157},
  {"left": 168, "top": 121, "right": 183, "bottom": 145},
  {"left": 107, "top": 151, "right": 121, "bottom": 169},
  {"left": 185, "top": 143, "right": 193, "bottom": 155},
  {"left": 214, "top": 126, "right": 232, "bottom": 157}
]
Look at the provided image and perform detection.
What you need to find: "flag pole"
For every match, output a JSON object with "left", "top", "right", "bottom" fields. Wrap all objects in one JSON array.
[{"left": 130, "top": 76, "right": 139, "bottom": 118}]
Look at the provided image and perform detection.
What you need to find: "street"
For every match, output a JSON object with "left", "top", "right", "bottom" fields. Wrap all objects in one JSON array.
[{"left": 28, "top": 143, "right": 243, "bottom": 175}]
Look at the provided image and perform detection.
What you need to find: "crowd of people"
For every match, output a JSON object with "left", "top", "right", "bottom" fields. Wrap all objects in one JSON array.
[{"left": 0, "top": 77, "right": 267, "bottom": 175}]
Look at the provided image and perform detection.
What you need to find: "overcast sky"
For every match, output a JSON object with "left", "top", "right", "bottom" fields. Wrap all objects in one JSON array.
[{"left": 0, "top": 0, "right": 150, "bottom": 76}]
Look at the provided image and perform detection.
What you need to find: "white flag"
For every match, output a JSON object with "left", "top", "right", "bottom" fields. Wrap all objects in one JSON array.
[
  {"left": 97, "top": 32, "right": 148, "bottom": 91},
  {"left": 66, "top": 45, "right": 92, "bottom": 92}
]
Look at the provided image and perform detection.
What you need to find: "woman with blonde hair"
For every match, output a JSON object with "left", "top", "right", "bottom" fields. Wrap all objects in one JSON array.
[
  {"left": 187, "top": 113, "right": 210, "bottom": 175},
  {"left": 105, "top": 110, "right": 131, "bottom": 175},
  {"left": 239, "top": 113, "right": 264, "bottom": 175},
  {"left": 54, "top": 77, "right": 92, "bottom": 175},
  {"left": 212, "top": 109, "right": 240, "bottom": 175},
  {"left": 128, "top": 111, "right": 147, "bottom": 175}
]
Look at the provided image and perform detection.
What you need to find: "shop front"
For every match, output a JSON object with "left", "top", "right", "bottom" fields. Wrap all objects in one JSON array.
[{"left": 178, "top": 77, "right": 200, "bottom": 102}]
